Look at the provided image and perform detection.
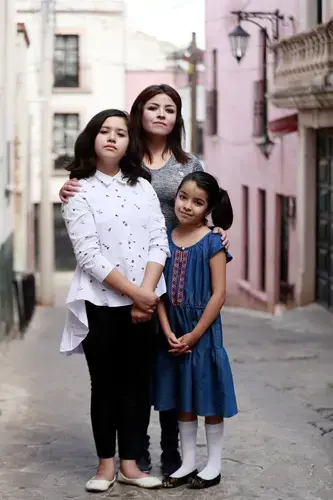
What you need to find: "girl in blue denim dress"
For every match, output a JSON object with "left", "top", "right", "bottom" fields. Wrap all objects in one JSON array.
[{"left": 154, "top": 171, "right": 238, "bottom": 490}]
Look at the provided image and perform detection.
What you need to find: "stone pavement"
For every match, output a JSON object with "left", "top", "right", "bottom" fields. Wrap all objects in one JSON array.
[{"left": 0, "top": 276, "right": 332, "bottom": 499}]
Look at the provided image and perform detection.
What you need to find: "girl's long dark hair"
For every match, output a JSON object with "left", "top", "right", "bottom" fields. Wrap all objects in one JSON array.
[
  {"left": 130, "top": 84, "right": 190, "bottom": 165},
  {"left": 65, "top": 109, "right": 151, "bottom": 185},
  {"left": 177, "top": 171, "right": 233, "bottom": 230}
]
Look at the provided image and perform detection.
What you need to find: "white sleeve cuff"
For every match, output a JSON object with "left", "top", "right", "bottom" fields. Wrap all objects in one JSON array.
[
  {"left": 148, "top": 248, "right": 168, "bottom": 267},
  {"left": 90, "top": 260, "right": 114, "bottom": 282}
]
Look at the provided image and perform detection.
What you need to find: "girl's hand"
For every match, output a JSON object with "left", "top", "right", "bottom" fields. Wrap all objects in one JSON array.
[
  {"left": 213, "top": 227, "right": 230, "bottom": 251},
  {"left": 169, "top": 332, "right": 196, "bottom": 356},
  {"left": 166, "top": 332, "right": 182, "bottom": 350},
  {"left": 59, "top": 178, "right": 81, "bottom": 203},
  {"left": 131, "top": 304, "right": 151, "bottom": 324},
  {"left": 179, "top": 332, "right": 197, "bottom": 349},
  {"left": 132, "top": 288, "right": 159, "bottom": 314}
]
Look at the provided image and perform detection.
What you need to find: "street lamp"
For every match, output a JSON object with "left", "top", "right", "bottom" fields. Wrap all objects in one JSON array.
[
  {"left": 228, "top": 24, "right": 250, "bottom": 63},
  {"left": 229, "top": 10, "right": 284, "bottom": 62},
  {"left": 228, "top": 10, "right": 285, "bottom": 158},
  {"left": 258, "top": 135, "right": 275, "bottom": 159}
]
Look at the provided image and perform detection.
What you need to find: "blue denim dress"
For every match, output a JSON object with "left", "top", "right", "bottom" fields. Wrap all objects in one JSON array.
[{"left": 153, "top": 231, "right": 238, "bottom": 418}]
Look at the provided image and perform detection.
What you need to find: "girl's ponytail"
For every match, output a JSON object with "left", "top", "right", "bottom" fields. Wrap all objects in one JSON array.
[{"left": 211, "top": 187, "right": 233, "bottom": 230}]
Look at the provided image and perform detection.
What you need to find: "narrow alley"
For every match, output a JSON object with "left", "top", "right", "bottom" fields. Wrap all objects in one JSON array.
[{"left": 0, "top": 277, "right": 332, "bottom": 499}]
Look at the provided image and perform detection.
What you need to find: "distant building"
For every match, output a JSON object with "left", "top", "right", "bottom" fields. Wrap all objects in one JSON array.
[
  {"left": 126, "top": 30, "right": 205, "bottom": 160},
  {"left": 178, "top": 82, "right": 205, "bottom": 162},
  {"left": 125, "top": 30, "right": 181, "bottom": 111}
]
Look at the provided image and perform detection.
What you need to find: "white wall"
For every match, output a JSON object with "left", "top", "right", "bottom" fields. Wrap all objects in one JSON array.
[
  {"left": 299, "top": 0, "right": 333, "bottom": 30},
  {"left": 126, "top": 30, "right": 178, "bottom": 71},
  {"left": 17, "top": 0, "right": 126, "bottom": 204},
  {"left": 14, "top": 28, "right": 34, "bottom": 272},
  {"left": 0, "top": 0, "right": 16, "bottom": 247}
]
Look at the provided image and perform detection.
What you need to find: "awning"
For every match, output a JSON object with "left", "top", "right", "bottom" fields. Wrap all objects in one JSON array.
[{"left": 269, "top": 113, "right": 298, "bottom": 136}]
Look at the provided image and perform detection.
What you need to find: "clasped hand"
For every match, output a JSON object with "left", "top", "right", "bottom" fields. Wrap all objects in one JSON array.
[
  {"left": 131, "top": 287, "right": 158, "bottom": 324},
  {"left": 166, "top": 332, "right": 197, "bottom": 356}
]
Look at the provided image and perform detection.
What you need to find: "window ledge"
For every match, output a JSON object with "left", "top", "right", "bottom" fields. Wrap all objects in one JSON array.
[
  {"left": 237, "top": 279, "right": 268, "bottom": 304},
  {"left": 53, "top": 87, "right": 92, "bottom": 94}
]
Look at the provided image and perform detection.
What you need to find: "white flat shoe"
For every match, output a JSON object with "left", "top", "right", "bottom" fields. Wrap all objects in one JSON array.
[
  {"left": 85, "top": 475, "right": 116, "bottom": 492},
  {"left": 118, "top": 471, "right": 162, "bottom": 489}
]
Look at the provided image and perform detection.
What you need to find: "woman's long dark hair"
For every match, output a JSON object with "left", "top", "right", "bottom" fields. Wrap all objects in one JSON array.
[
  {"left": 177, "top": 171, "right": 233, "bottom": 230},
  {"left": 130, "top": 84, "right": 190, "bottom": 165},
  {"left": 65, "top": 109, "right": 151, "bottom": 185}
]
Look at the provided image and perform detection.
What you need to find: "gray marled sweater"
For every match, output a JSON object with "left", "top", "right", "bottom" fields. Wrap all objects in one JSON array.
[{"left": 146, "top": 154, "right": 204, "bottom": 231}]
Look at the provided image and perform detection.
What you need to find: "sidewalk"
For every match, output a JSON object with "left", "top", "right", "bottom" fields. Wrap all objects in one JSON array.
[{"left": 0, "top": 276, "right": 332, "bottom": 499}]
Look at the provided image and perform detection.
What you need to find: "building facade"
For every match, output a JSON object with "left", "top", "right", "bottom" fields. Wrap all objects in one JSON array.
[
  {"left": 0, "top": 1, "right": 18, "bottom": 336},
  {"left": 14, "top": 23, "right": 34, "bottom": 274},
  {"left": 125, "top": 31, "right": 181, "bottom": 112},
  {"left": 17, "top": 1, "right": 206, "bottom": 276},
  {"left": 17, "top": 0, "right": 127, "bottom": 271},
  {"left": 270, "top": 0, "right": 333, "bottom": 311},
  {"left": 0, "top": 2, "right": 35, "bottom": 337},
  {"left": 205, "top": 0, "right": 333, "bottom": 313}
]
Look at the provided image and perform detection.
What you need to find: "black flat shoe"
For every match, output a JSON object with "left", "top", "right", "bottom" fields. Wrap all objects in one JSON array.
[
  {"left": 162, "top": 469, "right": 198, "bottom": 489},
  {"left": 188, "top": 473, "right": 221, "bottom": 489},
  {"left": 160, "top": 450, "right": 182, "bottom": 477},
  {"left": 136, "top": 450, "right": 152, "bottom": 473}
]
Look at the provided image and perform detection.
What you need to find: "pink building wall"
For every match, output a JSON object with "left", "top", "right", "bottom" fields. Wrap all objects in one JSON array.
[
  {"left": 125, "top": 69, "right": 205, "bottom": 112},
  {"left": 125, "top": 71, "right": 178, "bottom": 112},
  {"left": 205, "top": 0, "right": 300, "bottom": 312}
]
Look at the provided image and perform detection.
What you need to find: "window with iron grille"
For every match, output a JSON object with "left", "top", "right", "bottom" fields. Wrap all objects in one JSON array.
[
  {"left": 317, "top": 0, "right": 323, "bottom": 24},
  {"left": 53, "top": 113, "right": 79, "bottom": 170},
  {"left": 242, "top": 185, "right": 249, "bottom": 281},
  {"left": 258, "top": 189, "right": 266, "bottom": 291},
  {"left": 54, "top": 35, "right": 79, "bottom": 87}
]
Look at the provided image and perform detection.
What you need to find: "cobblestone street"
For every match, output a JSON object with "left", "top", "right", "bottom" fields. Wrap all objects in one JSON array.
[{"left": 0, "top": 277, "right": 332, "bottom": 499}]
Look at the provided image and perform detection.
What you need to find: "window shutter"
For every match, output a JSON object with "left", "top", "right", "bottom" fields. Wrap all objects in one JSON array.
[
  {"left": 253, "top": 79, "right": 264, "bottom": 138},
  {"left": 206, "top": 89, "right": 218, "bottom": 136},
  {"left": 206, "top": 90, "right": 213, "bottom": 136}
]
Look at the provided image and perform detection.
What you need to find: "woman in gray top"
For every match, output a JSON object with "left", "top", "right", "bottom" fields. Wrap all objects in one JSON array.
[{"left": 59, "top": 84, "right": 229, "bottom": 477}]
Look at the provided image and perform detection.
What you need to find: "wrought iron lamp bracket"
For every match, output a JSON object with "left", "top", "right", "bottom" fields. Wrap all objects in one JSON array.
[{"left": 231, "top": 10, "right": 284, "bottom": 40}]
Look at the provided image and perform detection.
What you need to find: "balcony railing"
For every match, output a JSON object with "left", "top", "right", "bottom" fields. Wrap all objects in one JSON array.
[{"left": 269, "top": 20, "right": 333, "bottom": 109}]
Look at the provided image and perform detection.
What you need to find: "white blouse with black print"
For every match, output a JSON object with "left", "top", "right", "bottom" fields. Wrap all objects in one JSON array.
[{"left": 61, "top": 169, "right": 170, "bottom": 354}]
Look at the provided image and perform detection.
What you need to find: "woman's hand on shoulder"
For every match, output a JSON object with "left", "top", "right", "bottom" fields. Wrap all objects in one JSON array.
[
  {"left": 59, "top": 178, "right": 81, "bottom": 203},
  {"left": 212, "top": 227, "right": 230, "bottom": 250}
]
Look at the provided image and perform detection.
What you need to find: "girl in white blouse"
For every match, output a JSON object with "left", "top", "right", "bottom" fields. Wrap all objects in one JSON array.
[{"left": 61, "top": 109, "right": 169, "bottom": 492}]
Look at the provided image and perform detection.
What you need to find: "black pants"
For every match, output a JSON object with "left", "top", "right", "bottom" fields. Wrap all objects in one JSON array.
[
  {"left": 83, "top": 302, "right": 155, "bottom": 460},
  {"left": 141, "top": 323, "right": 179, "bottom": 455},
  {"left": 142, "top": 406, "right": 179, "bottom": 453}
]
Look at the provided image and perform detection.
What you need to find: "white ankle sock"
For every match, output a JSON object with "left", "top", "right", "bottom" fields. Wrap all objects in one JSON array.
[
  {"left": 171, "top": 420, "right": 197, "bottom": 478},
  {"left": 198, "top": 422, "right": 224, "bottom": 480}
]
